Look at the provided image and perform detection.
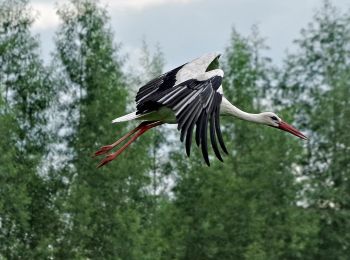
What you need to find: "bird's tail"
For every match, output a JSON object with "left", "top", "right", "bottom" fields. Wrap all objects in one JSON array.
[{"left": 112, "top": 111, "right": 141, "bottom": 124}]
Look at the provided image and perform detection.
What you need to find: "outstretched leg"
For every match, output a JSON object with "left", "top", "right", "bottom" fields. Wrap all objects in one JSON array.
[
  {"left": 94, "top": 121, "right": 149, "bottom": 157},
  {"left": 97, "top": 121, "right": 163, "bottom": 168}
]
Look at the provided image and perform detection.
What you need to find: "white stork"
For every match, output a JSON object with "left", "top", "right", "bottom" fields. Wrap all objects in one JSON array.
[{"left": 94, "top": 52, "right": 307, "bottom": 167}]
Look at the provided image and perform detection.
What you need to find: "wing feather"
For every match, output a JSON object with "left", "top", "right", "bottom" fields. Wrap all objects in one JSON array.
[
  {"left": 195, "top": 112, "right": 204, "bottom": 147},
  {"left": 209, "top": 96, "right": 223, "bottom": 162},
  {"left": 200, "top": 111, "right": 210, "bottom": 166},
  {"left": 183, "top": 102, "right": 203, "bottom": 153},
  {"left": 178, "top": 98, "right": 200, "bottom": 130},
  {"left": 136, "top": 63, "right": 185, "bottom": 103},
  {"left": 136, "top": 69, "right": 227, "bottom": 165},
  {"left": 185, "top": 120, "right": 196, "bottom": 156},
  {"left": 213, "top": 95, "right": 228, "bottom": 155}
]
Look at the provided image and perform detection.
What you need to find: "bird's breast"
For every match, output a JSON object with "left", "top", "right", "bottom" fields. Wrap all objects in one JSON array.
[{"left": 142, "top": 107, "right": 177, "bottom": 124}]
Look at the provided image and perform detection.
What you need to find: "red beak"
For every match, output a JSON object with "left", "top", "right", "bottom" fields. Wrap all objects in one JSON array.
[{"left": 278, "top": 121, "right": 307, "bottom": 140}]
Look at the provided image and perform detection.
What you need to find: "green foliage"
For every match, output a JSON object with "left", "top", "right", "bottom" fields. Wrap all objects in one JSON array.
[
  {"left": 0, "top": 0, "right": 58, "bottom": 258},
  {"left": 1, "top": 0, "right": 349, "bottom": 259},
  {"left": 279, "top": 1, "right": 350, "bottom": 258},
  {"left": 52, "top": 1, "right": 163, "bottom": 258}
]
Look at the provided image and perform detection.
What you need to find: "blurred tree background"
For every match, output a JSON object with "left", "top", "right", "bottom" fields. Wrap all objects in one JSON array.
[{"left": 0, "top": 0, "right": 349, "bottom": 259}]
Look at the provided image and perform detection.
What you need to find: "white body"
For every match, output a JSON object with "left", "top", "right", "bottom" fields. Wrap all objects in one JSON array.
[
  {"left": 112, "top": 96, "right": 267, "bottom": 125},
  {"left": 112, "top": 107, "right": 177, "bottom": 124}
]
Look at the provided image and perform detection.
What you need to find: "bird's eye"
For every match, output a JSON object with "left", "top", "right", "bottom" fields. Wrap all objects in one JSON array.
[{"left": 271, "top": 116, "right": 278, "bottom": 121}]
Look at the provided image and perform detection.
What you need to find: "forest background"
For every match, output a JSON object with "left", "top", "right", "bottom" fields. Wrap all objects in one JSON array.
[{"left": 1, "top": 0, "right": 350, "bottom": 259}]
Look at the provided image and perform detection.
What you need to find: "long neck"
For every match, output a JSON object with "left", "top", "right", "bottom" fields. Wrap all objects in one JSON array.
[{"left": 220, "top": 97, "right": 263, "bottom": 124}]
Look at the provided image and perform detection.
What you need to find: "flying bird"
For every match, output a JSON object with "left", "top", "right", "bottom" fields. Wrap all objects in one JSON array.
[{"left": 94, "top": 52, "right": 307, "bottom": 167}]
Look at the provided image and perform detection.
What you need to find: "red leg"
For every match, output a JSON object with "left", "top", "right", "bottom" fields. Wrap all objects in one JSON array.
[
  {"left": 97, "top": 121, "right": 163, "bottom": 168},
  {"left": 94, "top": 122, "right": 149, "bottom": 157}
]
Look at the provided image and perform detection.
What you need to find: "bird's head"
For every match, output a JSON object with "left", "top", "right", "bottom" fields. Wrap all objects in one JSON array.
[{"left": 260, "top": 112, "right": 307, "bottom": 140}]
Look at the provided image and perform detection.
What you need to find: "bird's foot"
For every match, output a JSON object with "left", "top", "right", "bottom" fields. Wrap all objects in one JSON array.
[
  {"left": 94, "top": 145, "right": 114, "bottom": 157},
  {"left": 97, "top": 151, "right": 121, "bottom": 168}
]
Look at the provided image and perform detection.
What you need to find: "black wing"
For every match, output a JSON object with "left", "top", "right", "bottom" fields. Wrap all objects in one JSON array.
[
  {"left": 135, "top": 63, "right": 185, "bottom": 113},
  {"left": 137, "top": 74, "right": 228, "bottom": 166}
]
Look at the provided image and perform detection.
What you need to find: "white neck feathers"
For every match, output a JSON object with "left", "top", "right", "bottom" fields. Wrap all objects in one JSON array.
[{"left": 220, "top": 97, "right": 263, "bottom": 124}]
